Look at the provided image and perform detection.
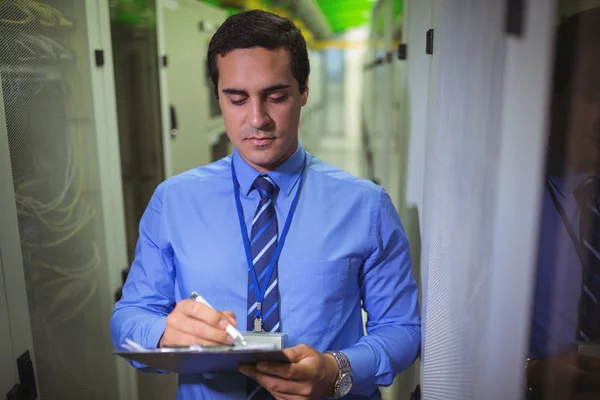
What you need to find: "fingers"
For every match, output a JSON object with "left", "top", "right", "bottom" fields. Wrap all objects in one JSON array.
[
  {"left": 239, "top": 366, "right": 311, "bottom": 397},
  {"left": 255, "top": 362, "right": 311, "bottom": 381},
  {"left": 239, "top": 347, "right": 333, "bottom": 400},
  {"left": 271, "top": 394, "right": 306, "bottom": 400},
  {"left": 223, "top": 311, "right": 237, "bottom": 327},
  {"left": 162, "top": 300, "right": 238, "bottom": 347},
  {"left": 179, "top": 300, "right": 237, "bottom": 329},
  {"left": 178, "top": 299, "right": 225, "bottom": 326},
  {"left": 283, "top": 344, "right": 316, "bottom": 363},
  {"left": 162, "top": 312, "right": 232, "bottom": 346},
  {"left": 164, "top": 331, "right": 224, "bottom": 347},
  {"left": 171, "top": 314, "right": 235, "bottom": 345}
]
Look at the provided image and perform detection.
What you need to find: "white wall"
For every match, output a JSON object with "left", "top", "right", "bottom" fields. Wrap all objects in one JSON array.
[{"left": 404, "top": 0, "right": 435, "bottom": 214}]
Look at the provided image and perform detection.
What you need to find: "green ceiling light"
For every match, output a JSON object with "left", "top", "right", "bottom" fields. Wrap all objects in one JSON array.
[
  {"left": 110, "top": 0, "right": 156, "bottom": 27},
  {"left": 372, "top": 0, "right": 403, "bottom": 35},
  {"left": 394, "top": 0, "right": 403, "bottom": 18},
  {"left": 225, "top": 7, "right": 240, "bottom": 17},
  {"left": 315, "top": 0, "right": 373, "bottom": 33},
  {"left": 315, "top": 0, "right": 404, "bottom": 34}
]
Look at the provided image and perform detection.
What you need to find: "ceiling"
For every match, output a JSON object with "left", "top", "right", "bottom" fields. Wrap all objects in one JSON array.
[
  {"left": 316, "top": 0, "right": 373, "bottom": 33},
  {"left": 220, "top": 0, "right": 403, "bottom": 35},
  {"left": 317, "top": 0, "right": 402, "bottom": 33},
  {"left": 110, "top": 0, "right": 403, "bottom": 40}
]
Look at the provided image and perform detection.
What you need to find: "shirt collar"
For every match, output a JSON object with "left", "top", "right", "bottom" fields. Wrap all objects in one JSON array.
[{"left": 232, "top": 142, "right": 306, "bottom": 197}]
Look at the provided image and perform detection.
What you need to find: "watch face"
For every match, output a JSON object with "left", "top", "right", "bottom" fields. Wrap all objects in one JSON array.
[{"left": 339, "top": 374, "right": 353, "bottom": 397}]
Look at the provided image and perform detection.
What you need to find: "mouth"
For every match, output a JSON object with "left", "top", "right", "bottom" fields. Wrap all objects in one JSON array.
[{"left": 247, "top": 137, "right": 275, "bottom": 146}]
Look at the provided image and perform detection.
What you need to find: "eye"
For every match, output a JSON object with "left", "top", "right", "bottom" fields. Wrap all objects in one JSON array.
[
  {"left": 268, "top": 96, "right": 286, "bottom": 103},
  {"left": 230, "top": 98, "right": 247, "bottom": 106}
]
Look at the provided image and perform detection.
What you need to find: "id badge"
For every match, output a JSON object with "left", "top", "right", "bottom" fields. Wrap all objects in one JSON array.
[
  {"left": 254, "top": 317, "right": 264, "bottom": 333},
  {"left": 242, "top": 331, "right": 288, "bottom": 350}
]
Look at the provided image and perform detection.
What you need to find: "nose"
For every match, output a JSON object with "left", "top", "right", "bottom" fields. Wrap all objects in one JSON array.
[{"left": 248, "top": 98, "right": 271, "bottom": 130}]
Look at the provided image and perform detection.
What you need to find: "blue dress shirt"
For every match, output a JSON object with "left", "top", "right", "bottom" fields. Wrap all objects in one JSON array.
[
  {"left": 111, "top": 144, "right": 421, "bottom": 400},
  {"left": 530, "top": 156, "right": 590, "bottom": 359}
]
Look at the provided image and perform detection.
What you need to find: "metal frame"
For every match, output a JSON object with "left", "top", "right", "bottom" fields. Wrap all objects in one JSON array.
[
  {"left": 156, "top": 0, "right": 228, "bottom": 176},
  {"left": 380, "top": 0, "right": 394, "bottom": 190},
  {"left": 0, "top": 1, "right": 138, "bottom": 398},
  {"left": 156, "top": 0, "right": 175, "bottom": 178},
  {"left": 85, "top": 0, "right": 139, "bottom": 398},
  {"left": 0, "top": 248, "right": 16, "bottom": 395},
  {"left": 0, "top": 66, "right": 38, "bottom": 397},
  {"left": 418, "top": 0, "right": 440, "bottom": 386},
  {"left": 156, "top": 0, "right": 177, "bottom": 177},
  {"left": 401, "top": 0, "right": 441, "bottom": 393},
  {"left": 417, "top": 0, "right": 556, "bottom": 398}
]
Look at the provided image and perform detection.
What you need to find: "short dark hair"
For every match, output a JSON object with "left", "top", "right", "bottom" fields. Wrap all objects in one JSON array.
[
  {"left": 207, "top": 9, "right": 310, "bottom": 98},
  {"left": 551, "top": 7, "right": 600, "bottom": 95}
]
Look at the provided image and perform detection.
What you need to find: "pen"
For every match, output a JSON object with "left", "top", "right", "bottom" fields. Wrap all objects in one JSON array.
[{"left": 190, "top": 292, "right": 248, "bottom": 346}]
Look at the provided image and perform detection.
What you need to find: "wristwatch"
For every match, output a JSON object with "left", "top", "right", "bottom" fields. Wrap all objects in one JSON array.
[{"left": 325, "top": 351, "right": 353, "bottom": 398}]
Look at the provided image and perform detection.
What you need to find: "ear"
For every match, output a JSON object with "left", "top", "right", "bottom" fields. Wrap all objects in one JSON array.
[{"left": 301, "top": 78, "right": 309, "bottom": 106}]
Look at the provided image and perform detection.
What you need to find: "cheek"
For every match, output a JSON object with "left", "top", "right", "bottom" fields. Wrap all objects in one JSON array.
[
  {"left": 221, "top": 106, "right": 246, "bottom": 130},
  {"left": 270, "top": 104, "right": 300, "bottom": 130}
]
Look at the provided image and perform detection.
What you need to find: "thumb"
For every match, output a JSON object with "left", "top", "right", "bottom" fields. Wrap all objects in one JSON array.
[{"left": 283, "top": 344, "right": 315, "bottom": 363}]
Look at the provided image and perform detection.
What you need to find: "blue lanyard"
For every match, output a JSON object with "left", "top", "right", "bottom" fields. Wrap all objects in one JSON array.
[{"left": 231, "top": 154, "right": 307, "bottom": 319}]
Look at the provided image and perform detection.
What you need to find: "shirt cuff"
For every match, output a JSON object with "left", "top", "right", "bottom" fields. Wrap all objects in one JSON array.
[
  {"left": 146, "top": 315, "right": 168, "bottom": 349},
  {"left": 341, "top": 343, "right": 379, "bottom": 395}
]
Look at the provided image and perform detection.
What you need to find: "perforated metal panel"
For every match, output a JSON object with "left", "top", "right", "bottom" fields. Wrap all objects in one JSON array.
[
  {"left": 420, "top": 1, "right": 507, "bottom": 398},
  {"left": 0, "top": 1, "right": 120, "bottom": 398}
]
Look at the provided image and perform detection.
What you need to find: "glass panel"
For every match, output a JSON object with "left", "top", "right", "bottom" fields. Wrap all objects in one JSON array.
[
  {"left": 527, "top": 4, "right": 600, "bottom": 399},
  {"left": 0, "top": 1, "right": 120, "bottom": 398}
]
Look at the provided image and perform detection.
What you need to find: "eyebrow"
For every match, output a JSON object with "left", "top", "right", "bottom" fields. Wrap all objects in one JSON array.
[{"left": 222, "top": 84, "right": 291, "bottom": 96}]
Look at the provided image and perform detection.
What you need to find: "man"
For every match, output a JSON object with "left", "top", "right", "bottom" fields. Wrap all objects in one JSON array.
[
  {"left": 111, "top": 9, "right": 420, "bottom": 400},
  {"left": 526, "top": 6, "right": 600, "bottom": 400}
]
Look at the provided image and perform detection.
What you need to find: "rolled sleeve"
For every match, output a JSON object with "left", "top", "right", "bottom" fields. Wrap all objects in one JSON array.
[{"left": 343, "top": 190, "right": 421, "bottom": 395}]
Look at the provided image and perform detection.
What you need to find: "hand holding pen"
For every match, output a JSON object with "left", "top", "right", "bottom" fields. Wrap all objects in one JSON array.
[
  {"left": 190, "top": 292, "right": 247, "bottom": 346},
  {"left": 158, "top": 292, "right": 244, "bottom": 348}
]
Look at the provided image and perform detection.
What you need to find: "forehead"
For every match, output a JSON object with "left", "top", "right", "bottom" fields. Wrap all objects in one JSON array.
[{"left": 217, "top": 47, "right": 296, "bottom": 89}]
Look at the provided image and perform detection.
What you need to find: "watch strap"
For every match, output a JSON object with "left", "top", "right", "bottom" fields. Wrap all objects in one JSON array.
[{"left": 326, "top": 351, "right": 352, "bottom": 398}]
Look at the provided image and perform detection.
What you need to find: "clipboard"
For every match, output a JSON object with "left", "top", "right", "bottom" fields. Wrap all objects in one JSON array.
[{"left": 114, "top": 344, "right": 290, "bottom": 374}]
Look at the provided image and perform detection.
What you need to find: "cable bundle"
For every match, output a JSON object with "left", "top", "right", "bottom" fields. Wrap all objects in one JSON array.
[
  {"left": 0, "top": 32, "right": 75, "bottom": 62},
  {"left": 0, "top": 0, "right": 73, "bottom": 27}
]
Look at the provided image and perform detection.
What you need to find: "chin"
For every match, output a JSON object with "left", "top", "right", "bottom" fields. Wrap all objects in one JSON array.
[
  {"left": 238, "top": 139, "right": 296, "bottom": 170},
  {"left": 239, "top": 150, "right": 277, "bottom": 169},
  {"left": 247, "top": 146, "right": 280, "bottom": 159},
  {"left": 251, "top": 156, "right": 280, "bottom": 169}
]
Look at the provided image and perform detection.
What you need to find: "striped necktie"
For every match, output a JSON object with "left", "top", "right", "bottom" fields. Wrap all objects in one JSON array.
[
  {"left": 246, "top": 175, "right": 280, "bottom": 400},
  {"left": 575, "top": 176, "right": 600, "bottom": 341}
]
